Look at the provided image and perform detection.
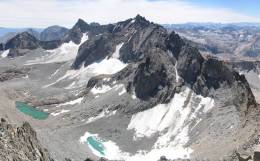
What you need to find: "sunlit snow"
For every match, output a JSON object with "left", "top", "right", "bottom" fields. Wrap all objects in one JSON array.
[
  {"left": 174, "top": 61, "right": 179, "bottom": 82},
  {"left": 51, "top": 109, "right": 70, "bottom": 116},
  {"left": 25, "top": 34, "right": 88, "bottom": 65},
  {"left": 56, "top": 97, "right": 84, "bottom": 107},
  {"left": 86, "top": 109, "right": 117, "bottom": 124},
  {"left": 1, "top": 50, "right": 9, "bottom": 58},
  {"left": 91, "top": 84, "right": 124, "bottom": 95},
  {"left": 43, "top": 43, "right": 127, "bottom": 89}
]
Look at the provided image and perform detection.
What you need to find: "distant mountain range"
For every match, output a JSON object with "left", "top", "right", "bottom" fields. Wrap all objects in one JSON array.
[
  {"left": 0, "top": 26, "right": 69, "bottom": 43},
  {"left": 164, "top": 23, "right": 260, "bottom": 61}
]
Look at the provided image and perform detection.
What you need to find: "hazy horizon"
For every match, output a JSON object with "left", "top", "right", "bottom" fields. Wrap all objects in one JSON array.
[{"left": 1, "top": 0, "right": 260, "bottom": 28}]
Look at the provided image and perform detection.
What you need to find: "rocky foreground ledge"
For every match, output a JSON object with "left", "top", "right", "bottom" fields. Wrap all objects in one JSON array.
[
  {"left": 0, "top": 118, "right": 53, "bottom": 161},
  {"left": 1, "top": 117, "right": 260, "bottom": 161}
]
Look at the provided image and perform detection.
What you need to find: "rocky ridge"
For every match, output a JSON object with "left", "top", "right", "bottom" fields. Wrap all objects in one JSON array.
[{"left": 0, "top": 118, "right": 53, "bottom": 161}]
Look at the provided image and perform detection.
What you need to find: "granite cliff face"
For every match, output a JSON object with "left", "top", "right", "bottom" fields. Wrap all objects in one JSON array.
[{"left": 73, "top": 15, "right": 256, "bottom": 115}]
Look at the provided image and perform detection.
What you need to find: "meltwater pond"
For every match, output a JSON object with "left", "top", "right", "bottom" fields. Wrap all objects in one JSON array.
[
  {"left": 15, "top": 101, "right": 49, "bottom": 120},
  {"left": 87, "top": 136, "right": 105, "bottom": 156}
]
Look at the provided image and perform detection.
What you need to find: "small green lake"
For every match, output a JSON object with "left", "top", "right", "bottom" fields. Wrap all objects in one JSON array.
[
  {"left": 15, "top": 101, "right": 49, "bottom": 120},
  {"left": 87, "top": 136, "right": 105, "bottom": 155}
]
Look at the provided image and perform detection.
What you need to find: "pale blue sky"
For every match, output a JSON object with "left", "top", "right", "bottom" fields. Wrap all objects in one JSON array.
[
  {"left": 0, "top": 0, "right": 259, "bottom": 28},
  {"left": 181, "top": 0, "right": 260, "bottom": 17}
]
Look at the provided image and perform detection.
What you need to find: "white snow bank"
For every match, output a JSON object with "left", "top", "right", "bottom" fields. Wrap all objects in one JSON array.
[
  {"left": 43, "top": 43, "right": 127, "bottom": 89},
  {"left": 56, "top": 97, "right": 84, "bottom": 107},
  {"left": 86, "top": 109, "right": 117, "bottom": 124},
  {"left": 25, "top": 34, "right": 88, "bottom": 65},
  {"left": 127, "top": 87, "right": 214, "bottom": 159},
  {"left": 80, "top": 87, "right": 214, "bottom": 161},
  {"left": 111, "top": 43, "right": 124, "bottom": 59},
  {"left": 91, "top": 85, "right": 113, "bottom": 94},
  {"left": 128, "top": 88, "right": 214, "bottom": 139},
  {"left": 1, "top": 49, "right": 9, "bottom": 58},
  {"left": 51, "top": 109, "right": 70, "bottom": 116},
  {"left": 49, "top": 68, "right": 60, "bottom": 79},
  {"left": 174, "top": 62, "right": 179, "bottom": 82},
  {"left": 91, "top": 84, "right": 124, "bottom": 95},
  {"left": 118, "top": 87, "right": 126, "bottom": 96}
]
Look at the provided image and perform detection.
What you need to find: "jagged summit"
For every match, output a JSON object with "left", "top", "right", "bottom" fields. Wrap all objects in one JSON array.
[
  {"left": 73, "top": 18, "right": 89, "bottom": 32},
  {"left": 134, "top": 14, "right": 151, "bottom": 26}
]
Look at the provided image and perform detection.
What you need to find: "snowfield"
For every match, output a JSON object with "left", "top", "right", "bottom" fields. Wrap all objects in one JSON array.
[
  {"left": 51, "top": 109, "right": 70, "bottom": 116},
  {"left": 42, "top": 43, "right": 127, "bottom": 89},
  {"left": 56, "top": 97, "right": 84, "bottom": 107},
  {"left": 79, "top": 87, "right": 214, "bottom": 161},
  {"left": 25, "top": 34, "right": 89, "bottom": 65},
  {"left": 1, "top": 49, "right": 9, "bottom": 58}
]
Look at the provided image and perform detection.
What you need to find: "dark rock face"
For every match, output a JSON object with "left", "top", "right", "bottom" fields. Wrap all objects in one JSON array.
[
  {"left": 82, "top": 15, "right": 257, "bottom": 115},
  {"left": 5, "top": 32, "right": 40, "bottom": 50},
  {"left": 40, "top": 40, "right": 63, "bottom": 50},
  {"left": 2, "top": 31, "right": 64, "bottom": 57},
  {"left": 26, "top": 28, "right": 40, "bottom": 40},
  {"left": 72, "top": 33, "right": 114, "bottom": 68},
  {"left": 0, "top": 118, "right": 53, "bottom": 161},
  {"left": 40, "top": 25, "right": 69, "bottom": 41},
  {"left": 0, "top": 43, "right": 3, "bottom": 50},
  {"left": 65, "top": 18, "right": 90, "bottom": 44}
]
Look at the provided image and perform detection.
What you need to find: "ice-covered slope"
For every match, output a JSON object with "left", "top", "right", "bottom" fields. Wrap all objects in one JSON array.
[
  {"left": 25, "top": 33, "right": 88, "bottom": 65},
  {"left": 43, "top": 43, "right": 127, "bottom": 89}
]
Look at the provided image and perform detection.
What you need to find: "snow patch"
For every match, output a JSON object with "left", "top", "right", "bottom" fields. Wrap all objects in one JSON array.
[
  {"left": 91, "top": 85, "right": 112, "bottom": 94},
  {"left": 25, "top": 33, "right": 88, "bottom": 65},
  {"left": 86, "top": 109, "right": 117, "bottom": 124},
  {"left": 126, "top": 87, "right": 214, "bottom": 160},
  {"left": 56, "top": 97, "right": 84, "bottom": 107},
  {"left": 118, "top": 87, "right": 126, "bottom": 96},
  {"left": 1, "top": 49, "right": 9, "bottom": 58},
  {"left": 112, "top": 43, "right": 124, "bottom": 59},
  {"left": 103, "top": 77, "right": 111, "bottom": 82},
  {"left": 91, "top": 84, "right": 124, "bottom": 95},
  {"left": 51, "top": 109, "right": 70, "bottom": 116},
  {"left": 131, "top": 92, "right": 137, "bottom": 99},
  {"left": 65, "top": 81, "right": 76, "bottom": 89},
  {"left": 174, "top": 62, "right": 179, "bottom": 82},
  {"left": 49, "top": 68, "right": 60, "bottom": 79},
  {"left": 43, "top": 43, "right": 127, "bottom": 89}
]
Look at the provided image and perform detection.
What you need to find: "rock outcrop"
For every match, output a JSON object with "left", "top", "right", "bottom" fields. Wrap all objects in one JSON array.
[
  {"left": 0, "top": 118, "right": 53, "bottom": 161},
  {"left": 0, "top": 68, "right": 29, "bottom": 82}
]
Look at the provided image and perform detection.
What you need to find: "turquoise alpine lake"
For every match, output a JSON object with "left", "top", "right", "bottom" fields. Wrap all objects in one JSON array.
[
  {"left": 86, "top": 136, "right": 105, "bottom": 155},
  {"left": 15, "top": 101, "right": 49, "bottom": 120}
]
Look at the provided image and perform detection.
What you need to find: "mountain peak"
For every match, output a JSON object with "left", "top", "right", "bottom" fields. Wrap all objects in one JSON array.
[{"left": 134, "top": 14, "right": 150, "bottom": 23}]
